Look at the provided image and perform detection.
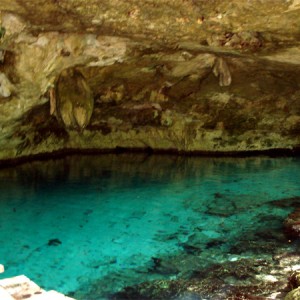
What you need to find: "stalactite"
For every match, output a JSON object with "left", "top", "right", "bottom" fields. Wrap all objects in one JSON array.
[
  {"left": 213, "top": 57, "right": 232, "bottom": 87},
  {"left": 55, "top": 68, "right": 94, "bottom": 130}
]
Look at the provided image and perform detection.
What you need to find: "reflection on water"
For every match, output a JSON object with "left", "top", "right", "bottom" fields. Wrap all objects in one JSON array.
[{"left": 0, "top": 154, "right": 299, "bottom": 299}]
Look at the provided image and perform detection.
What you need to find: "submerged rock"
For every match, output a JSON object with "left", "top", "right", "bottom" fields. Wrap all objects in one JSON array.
[
  {"left": 285, "top": 271, "right": 300, "bottom": 299},
  {"left": 110, "top": 257, "right": 292, "bottom": 300},
  {"left": 284, "top": 208, "right": 300, "bottom": 240},
  {"left": 47, "top": 238, "right": 62, "bottom": 246},
  {"left": 106, "top": 229, "right": 300, "bottom": 300},
  {"left": 288, "top": 271, "right": 300, "bottom": 290}
]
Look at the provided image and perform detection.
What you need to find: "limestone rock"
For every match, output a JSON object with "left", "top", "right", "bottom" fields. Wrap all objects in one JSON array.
[
  {"left": 207, "top": 31, "right": 263, "bottom": 51},
  {"left": 0, "top": 275, "right": 75, "bottom": 300},
  {"left": 0, "top": 72, "right": 13, "bottom": 98},
  {"left": 55, "top": 68, "right": 94, "bottom": 130},
  {"left": 0, "top": 50, "right": 5, "bottom": 62},
  {"left": 171, "top": 54, "right": 216, "bottom": 77},
  {"left": 1, "top": 0, "right": 300, "bottom": 158},
  {"left": 213, "top": 57, "right": 232, "bottom": 87},
  {"left": 286, "top": 0, "right": 300, "bottom": 12},
  {"left": 1, "top": 13, "right": 26, "bottom": 36}
]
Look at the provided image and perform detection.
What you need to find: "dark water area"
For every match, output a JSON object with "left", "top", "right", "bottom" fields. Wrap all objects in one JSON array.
[{"left": 0, "top": 154, "right": 300, "bottom": 299}]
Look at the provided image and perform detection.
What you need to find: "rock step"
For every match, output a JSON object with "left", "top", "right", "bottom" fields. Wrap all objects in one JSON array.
[{"left": 0, "top": 275, "right": 75, "bottom": 300}]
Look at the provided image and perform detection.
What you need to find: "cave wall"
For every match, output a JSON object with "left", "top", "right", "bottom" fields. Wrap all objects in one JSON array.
[{"left": 1, "top": 0, "right": 300, "bottom": 159}]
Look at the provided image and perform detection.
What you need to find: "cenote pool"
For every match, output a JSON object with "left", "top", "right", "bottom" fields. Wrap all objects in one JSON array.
[{"left": 0, "top": 154, "right": 300, "bottom": 299}]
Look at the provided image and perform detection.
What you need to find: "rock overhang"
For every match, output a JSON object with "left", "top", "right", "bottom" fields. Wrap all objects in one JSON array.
[{"left": 1, "top": 0, "right": 300, "bottom": 160}]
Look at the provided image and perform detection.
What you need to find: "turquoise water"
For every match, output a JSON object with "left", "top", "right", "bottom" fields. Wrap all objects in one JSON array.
[{"left": 0, "top": 154, "right": 299, "bottom": 299}]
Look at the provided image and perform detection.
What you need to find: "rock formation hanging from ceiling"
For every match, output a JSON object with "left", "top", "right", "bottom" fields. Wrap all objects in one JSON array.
[{"left": 1, "top": 0, "right": 300, "bottom": 160}]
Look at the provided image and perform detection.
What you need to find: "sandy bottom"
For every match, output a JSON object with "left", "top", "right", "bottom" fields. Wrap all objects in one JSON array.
[{"left": 0, "top": 154, "right": 299, "bottom": 299}]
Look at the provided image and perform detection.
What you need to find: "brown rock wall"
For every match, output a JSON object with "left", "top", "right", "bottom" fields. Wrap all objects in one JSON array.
[{"left": 1, "top": 1, "right": 300, "bottom": 159}]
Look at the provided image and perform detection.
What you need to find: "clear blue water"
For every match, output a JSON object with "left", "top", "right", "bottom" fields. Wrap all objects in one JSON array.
[{"left": 0, "top": 154, "right": 299, "bottom": 299}]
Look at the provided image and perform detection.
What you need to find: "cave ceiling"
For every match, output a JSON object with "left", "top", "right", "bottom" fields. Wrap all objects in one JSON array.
[{"left": 1, "top": 0, "right": 300, "bottom": 159}]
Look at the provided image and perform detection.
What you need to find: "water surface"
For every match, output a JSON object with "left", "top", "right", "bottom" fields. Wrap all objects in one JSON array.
[{"left": 0, "top": 154, "right": 299, "bottom": 299}]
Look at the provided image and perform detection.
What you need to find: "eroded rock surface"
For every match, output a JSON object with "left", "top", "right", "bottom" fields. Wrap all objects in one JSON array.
[
  {"left": 54, "top": 68, "right": 94, "bottom": 130},
  {"left": 1, "top": 1, "right": 300, "bottom": 159}
]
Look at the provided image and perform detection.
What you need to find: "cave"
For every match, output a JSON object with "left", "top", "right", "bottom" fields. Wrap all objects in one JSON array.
[
  {"left": 0, "top": 0, "right": 300, "bottom": 159},
  {"left": 1, "top": 1, "right": 300, "bottom": 299}
]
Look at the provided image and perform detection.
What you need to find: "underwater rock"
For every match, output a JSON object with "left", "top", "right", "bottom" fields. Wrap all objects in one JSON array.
[
  {"left": 111, "top": 258, "right": 286, "bottom": 300},
  {"left": 285, "top": 270, "right": 300, "bottom": 300},
  {"left": 172, "top": 292, "right": 203, "bottom": 300},
  {"left": 206, "top": 194, "right": 237, "bottom": 217},
  {"left": 229, "top": 239, "right": 280, "bottom": 256},
  {"left": 0, "top": 72, "right": 13, "bottom": 98},
  {"left": 47, "top": 238, "right": 62, "bottom": 246},
  {"left": 180, "top": 232, "right": 206, "bottom": 255},
  {"left": 288, "top": 271, "right": 300, "bottom": 290},
  {"left": 55, "top": 68, "right": 94, "bottom": 130},
  {"left": 271, "top": 197, "right": 300, "bottom": 208},
  {"left": 284, "top": 208, "right": 300, "bottom": 240},
  {"left": 180, "top": 244, "right": 202, "bottom": 255},
  {"left": 148, "top": 256, "right": 180, "bottom": 275}
]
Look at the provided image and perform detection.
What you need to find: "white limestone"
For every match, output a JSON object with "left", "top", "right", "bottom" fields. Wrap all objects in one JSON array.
[{"left": 0, "top": 275, "right": 75, "bottom": 300}]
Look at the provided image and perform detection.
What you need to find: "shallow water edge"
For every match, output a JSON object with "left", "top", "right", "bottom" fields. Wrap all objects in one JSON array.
[{"left": 1, "top": 146, "right": 300, "bottom": 168}]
